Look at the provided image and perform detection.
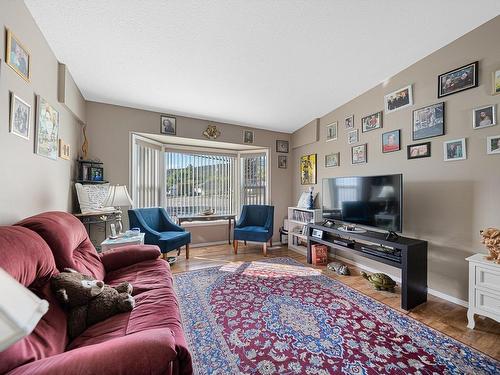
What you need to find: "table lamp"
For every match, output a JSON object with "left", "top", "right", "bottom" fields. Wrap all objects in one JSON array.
[
  {"left": 0, "top": 267, "right": 49, "bottom": 351},
  {"left": 103, "top": 185, "right": 133, "bottom": 235}
]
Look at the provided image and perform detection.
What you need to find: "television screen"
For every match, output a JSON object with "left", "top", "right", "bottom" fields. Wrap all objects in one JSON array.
[{"left": 322, "top": 174, "right": 402, "bottom": 232}]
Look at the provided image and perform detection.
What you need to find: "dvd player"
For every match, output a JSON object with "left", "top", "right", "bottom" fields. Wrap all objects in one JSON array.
[
  {"left": 333, "top": 239, "right": 355, "bottom": 248},
  {"left": 361, "top": 246, "right": 401, "bottom": 262}
]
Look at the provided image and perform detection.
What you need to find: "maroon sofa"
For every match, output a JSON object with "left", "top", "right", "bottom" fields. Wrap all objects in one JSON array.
[{"left": 0, "top": 211, "right": 192, "bottom": 375}]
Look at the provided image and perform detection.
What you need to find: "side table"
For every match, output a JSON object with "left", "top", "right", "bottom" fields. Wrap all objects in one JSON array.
[{"left": 100, "top": 233, "right": 145, "bottom": 252}]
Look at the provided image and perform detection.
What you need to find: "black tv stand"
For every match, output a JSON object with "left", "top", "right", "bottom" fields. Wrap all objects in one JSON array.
[{"left": 307, "top": 223, "right": 427, "bottom": 310}]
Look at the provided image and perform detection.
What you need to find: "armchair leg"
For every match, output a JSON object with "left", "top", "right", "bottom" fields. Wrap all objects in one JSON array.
[
  {"left": 233, "top": 240, "right": 238, "bottom": 254},
  {"left": 177, "top": 247, "right": 181, "bottom": 256},
  {"left": 263, "top": 242, "right": 267, "bottom": 257},
  {"left": 186, "top": 243, "right": 190, "bottom": 259},
  {"left": 270, "top": 239, "right": 273, "bottom": 247},
  {"left": 244, "top": 241, "right": 247, "bottom": 246}
]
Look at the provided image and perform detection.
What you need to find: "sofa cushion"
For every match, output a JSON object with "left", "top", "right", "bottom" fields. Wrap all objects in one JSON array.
[
  {"left": 0, "top": 227, "right": 68, "bottom": 375},
  {"left": 17, "top": 211, "right": 106, "bottom": 280}
]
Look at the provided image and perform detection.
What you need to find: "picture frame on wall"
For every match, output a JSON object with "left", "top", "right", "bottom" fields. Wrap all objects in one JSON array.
[
  {"left": 278, "top": 155, "right": 287, "bottom": 168},
  {"left": 443, "top": 138, "right": 467, "bottom": 161},
  {"left": 58, "top": 139, "right": 70, "bottom": 160},
  {"left": 6, "top": 29, "right": 31, "bottom": 82},
  {"left": 325, "top": 152, "right": 340, "bottom": 167},
  {"left": 472, "top": 104, "right": 496, "bottom": 129},
  {"left": 438, "top": 61, "right": 478, "bottom": 98},
  {"left": 344, "top": 114, "right": 354, "bottom": 129},
  {"left": 384, "top": 85, "right": 413, "bottom": 113},
  {"left": 244, "top": 130, "right": 254, "bottom": 144},
  {"left": 326, "top": 121, "right": 338, "bottom": 142},
  {"left": 407, "top": 142, "right": 431, "bottom": 160},
  {"left": 351, "top": 144, "right": 367, "bottom": 165},
  {"left": 9, "top": 92, "right": 31, "bottom": 140},
  {"left": 160, "top": 115, "right": 176, "bottom": 135},
  {"left": 412, "top": 102, "right": 445, "bottom": 141},
  {"left": 300, "top": 153, "right": 317, "bottom": 185},
  {"left": 361, "top": 111, "right": 383, "bottom": 132},
  {"left": 35, "top": 95, "right": 59, "bottom": 160},
  {"left": 347, "top": 129, "right": 358, "bottom": 145},
  {"left": 487, "top": 135, "right": 500, "bottom": 155},
  {"left": 493, "top": 69, "right": 500, "bottom": 95},
  {"left": 276, "top": 139, "right": 289, "bottom": 153},
  {"left": 382, "top": 129, "right": 401, "bottom": 153}
]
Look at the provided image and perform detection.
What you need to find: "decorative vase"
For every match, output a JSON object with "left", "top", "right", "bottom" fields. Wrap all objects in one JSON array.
[{"left": 307, "top": 187, "right": 314, "bottom": 209}]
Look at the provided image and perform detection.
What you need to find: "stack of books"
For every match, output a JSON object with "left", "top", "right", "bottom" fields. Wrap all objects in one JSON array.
[{"left": 311, "top": 244, "right": 328, "bottom": 265}]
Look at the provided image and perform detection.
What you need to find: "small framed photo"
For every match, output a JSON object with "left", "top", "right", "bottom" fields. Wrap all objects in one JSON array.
[
  {"left": 344, "top": 114, "right": 354, "bottom": 129},
  {"left": 351, "top": 144, "right": 367, "bottom": 164},
  {"left": 35, "top": 96, "right": 59, "bottom": 160},
  {"left": 487, "top": 135, "right": 500, "bottom": 155},
  {"left": 160, "top": 115, "right": 176, "bottom": 135},
  {"left": 384, "top": 85, "right": 413, "bottom": 113},
  {"left": 326, "top": 121, "right": 338, "bottom": 142},
  {"left": 493, "top": 69, "right": 500, "bottom": 95},
  {"left": 438, "top": 61, "right": 478, "bottom": 98},
  {"left": 9, "top": 93, "right": 31, "bottom": 140},
  {"left": 325, "top": 152, "right": 340, "bottom": 167},
  {"left": 382, "top": 130, "right": 401, "bottom": 153},
  {"left": 407, "top": 142, "right": 431, "bottom": 159},
  {"left": 90, "top": 166, "right": 104, "bottom": 181},
  {"left": 311, "top": 229, "right": 323, "bottom": 239},
  {"left": 278, "top": 155, "right": 288, "bottom": 168},
  {"left": 244, "top": 130, "right": 254, "bottom": 144},
  {"left": 361, "top": 111, "right": 383, "bottom": 132},
  {"left": 276, "top": 139, "right": 289, "bottom": 153},
  {"left": 58, "top": 139, "right": 70, "bottom": 160},
  {"left": 472, "top": 104, "right": 496, "bottom": 129},
  {"left": 443, "top": 138, "right": 466, "bottom": 161},
  {"left": 6, "top": 29, "right": 31, "bottom": 82},
  {"left": 413, "top": 102, "right": 445, "bottom": 140},
  {"left": 347, "top": 129, "right": 358, "bottom": 145}
]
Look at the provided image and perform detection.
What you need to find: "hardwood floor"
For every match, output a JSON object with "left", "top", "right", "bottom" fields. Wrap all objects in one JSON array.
[{"left": 170, "top": 243, "right": 500, "bottom": 360}]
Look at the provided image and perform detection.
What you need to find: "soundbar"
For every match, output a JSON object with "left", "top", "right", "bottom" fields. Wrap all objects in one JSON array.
[
  {"left": 361, "top": 246, "right": 401, "bottom": 262},
  {"left": 333, "top": 239, "right": 355, "bottom": 248}
]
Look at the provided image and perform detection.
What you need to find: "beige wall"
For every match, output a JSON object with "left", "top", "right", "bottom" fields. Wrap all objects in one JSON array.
[
  {"left": 0, "top": 0, "right": 83, "bottom": 225},
  {"left": 292, "top": 16, "right": 500, "bottom": 302},
  {"left": 85, "top": 101, "right": 292, "bottom": 243}
]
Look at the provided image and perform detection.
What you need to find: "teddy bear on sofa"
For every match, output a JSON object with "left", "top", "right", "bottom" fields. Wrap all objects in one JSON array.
[{"left": 51, "top": 268, "right": 135, "bottom": 339}]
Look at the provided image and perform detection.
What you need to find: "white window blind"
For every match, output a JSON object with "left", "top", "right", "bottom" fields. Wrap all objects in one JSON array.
[
  {"left": 132, "top": 138, "right": 162, "bottom": 208},
  {"left": 241, "top": 153, "right": 267, "bottom": 206}
]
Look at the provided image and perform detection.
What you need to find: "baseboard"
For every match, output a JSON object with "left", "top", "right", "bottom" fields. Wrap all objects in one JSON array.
[{"left": 190, "top": 240, "right": 228, "bottom": 248}]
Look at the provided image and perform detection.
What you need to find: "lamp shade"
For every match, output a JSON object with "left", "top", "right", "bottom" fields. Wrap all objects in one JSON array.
[
  {"left": 0, "top": 267, "right": 49, "bottom": 351},
  {"left": 102, "top": 185, "right": 133, "bottom": 207}
]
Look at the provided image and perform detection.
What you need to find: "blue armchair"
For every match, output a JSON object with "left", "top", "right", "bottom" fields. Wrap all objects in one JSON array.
[
  {"left": 128, "top": 208, "right": 191, "bottom": 259},
  {"left": 233, "top": 205, "right": 274, "bottom": 256}
]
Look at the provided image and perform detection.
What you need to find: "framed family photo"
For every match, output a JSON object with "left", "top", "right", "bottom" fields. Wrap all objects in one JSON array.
[
  {"left": 347, "top": 129, "right": 358, "bottom": 145},
  {"left": 487, "top": 135, "right": 500, "bottom": 155},
  {"left": 493, "top": 69, "right": 500, "bottom": 95},
  {"left": 278, "top": 155, "right": 288, "bottom": 168},
  {"left": 344, "top": 115, "right": 354, "bottom": 129},
  {"left": 244, "top": 130, "right": 254, "bottom": 144},
  {"left": 351, "top": 144, "right": 367, "bottom": 164},
  {"left": 382, "top": 129, "right": 401, "bottom": 153},
  {"left": 325, "top": 152, "right": 340, "bottom": 167},
  {"left": 438, "top": 61, "right": 478, "bottom": 98},
  {"left": 412, "top": 102, "right": 445, "bottom": 140},
  {"left": 407, "top": 142, "right": 431, "bottom": 160},
  {"left": 9, "top": 93, "right": 31, "bottom": 140},
  {"left": 326, "top": 121, "right": 338, "bottom": 142},
  {"left": 384, "top": 85, "right": 413, "bottom": 114},
  {"left": 6, "top": 29, "right": 31, "bottom": 82},
  {"left": 361, "top": 111, "right": 383, "bottom": 132},
  {"left": 443, "top": 138, "right": 467, "bottom": 161},
  {"left": 300, "top": 154, "right": 317, "bottom": 185},
  {"left": 472, "top": 104, "right": 496, "bottom": 129},
  {"left": 160, "top": 115, "right": 176, "bottom": 135},
  {"left": 276, "top": 139, "right": 289, "bottom": 153},
  {"left": 35, "top": 96, "right": 60, "bottom": 160}
]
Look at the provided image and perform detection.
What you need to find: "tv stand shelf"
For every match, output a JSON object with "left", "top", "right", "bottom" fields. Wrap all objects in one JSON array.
[{"left": 307, "top": 223, "right": 428, "bottom": 310}]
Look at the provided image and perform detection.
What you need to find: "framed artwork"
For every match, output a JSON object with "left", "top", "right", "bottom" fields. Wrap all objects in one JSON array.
[
  {"left": 344, "top": 114, "right": 354, "bottom": 129},
  {"left": 351, "top": 144, "right": 367, "bottom": 164},
  {"left": 244, "top": 130, "right": 254, "bottom": 144},
  {"left": 412, "top": 102, "right": 445, "bottom": 140},
  {"left": 493, "top": 69, "right": 500, "bottom": 95},
  {"left": 90, "top": 167, "right": 104, "bottom": 181},
  {"left": 160, "top": 115, "right": 176, "bottom": 135},
  {"left": 278, "top": 155, "right": 287, "bottom": 168},
  {"left": 58, "top": 139, "right": 70, "bottom": 160},
  {"left": 325, "top": 152, "right": 340, "bottom": 167},
  {"left": 9, "top": 93, "right": 31, "bottom": 140},
  {"left": 384, "top": 85, "right": 413, "bottom": 113},
  {"left": 6, "top": 29, "right": 31, "bottom": 82},
  {"left": 438, "top": 61, "right": 478, "bottom": 98},
  {"left": 35, "top": 96, "right": 59, "bottom": 160},
  {"left": 487, "top": 135, "right": 500, "bottom": 155},
  {"left": 472, "top": 104, "right": 496, "bottom": 129},
  {"left": 347, "top": 129, "right": 358, "bottom": 145},
  {"left": 326, "top": 121, "right": 338, "bottom": 142},
  {"left": 407, "top": 142, "right": 431, "bottom": 159},
  {"left": 361, "top": 111, "right": 383, "bottom": 132},
  {"left": 382, "top": 129, "right": 401, "bottom": 153},
  {"left": 300, "top": 154, "right": 317, "bottom": 185},
  {"left": 443, "top": 138, "right": 467, "bottom": 161},
  {"left": 276, "top": 139, "right": 289, "bottom": 153}
]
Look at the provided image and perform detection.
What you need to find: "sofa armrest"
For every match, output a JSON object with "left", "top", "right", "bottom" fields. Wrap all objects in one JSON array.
[
  {"left": 100, "top": 244, "right": 161, "bottom": 272},
  {"left": 7, "top": 328, "right": 190, "bottom": 375}
]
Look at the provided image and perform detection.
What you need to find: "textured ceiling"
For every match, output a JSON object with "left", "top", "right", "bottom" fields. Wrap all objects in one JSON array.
[{"left": 25, "top": 1, "right": 500, "bottom": 133}]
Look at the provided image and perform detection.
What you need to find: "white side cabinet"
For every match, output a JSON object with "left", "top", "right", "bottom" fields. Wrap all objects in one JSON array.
[{"left": 466, "top": 253, "right": 500, "bottom": 329}]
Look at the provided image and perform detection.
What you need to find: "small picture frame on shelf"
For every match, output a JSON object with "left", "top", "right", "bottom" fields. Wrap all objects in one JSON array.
[
  {"left": 443, "top": 138, "right": 467, "bottom": 161},
  {"left": 90, "top": 166, "right": 104, "bottom": 181},
  {"left": 311, "top": 229, "right": 323, "bottom": 239}
]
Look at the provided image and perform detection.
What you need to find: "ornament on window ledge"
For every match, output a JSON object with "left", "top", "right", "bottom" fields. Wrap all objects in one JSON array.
[
  {"left": 203, "top": 124, "right": 221, "bottom": 140},
  {"left": 307, "top": 186, "right": 314, "bottom": 209}
]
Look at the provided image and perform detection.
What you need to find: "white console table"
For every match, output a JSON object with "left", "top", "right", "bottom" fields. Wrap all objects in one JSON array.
[{"left": 466, "top": 253, "right": 500, "bottom": 329}]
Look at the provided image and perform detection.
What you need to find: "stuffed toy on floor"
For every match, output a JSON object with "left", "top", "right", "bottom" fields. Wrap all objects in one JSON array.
[{"left": 51, "top": 268, "right": 135, "bottom": 339}]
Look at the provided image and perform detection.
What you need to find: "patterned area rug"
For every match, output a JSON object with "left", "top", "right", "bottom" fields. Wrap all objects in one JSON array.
[{"left": 174, "top": 257, "right": 499, "bottom": 374}]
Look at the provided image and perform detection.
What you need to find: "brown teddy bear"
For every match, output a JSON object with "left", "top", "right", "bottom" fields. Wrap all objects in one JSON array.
[
  {"left": 480, "top": 227, "right": 500, "bottom": 264},
  {"left": 51, "top": 268, "right": 135, "bottom": 339}
]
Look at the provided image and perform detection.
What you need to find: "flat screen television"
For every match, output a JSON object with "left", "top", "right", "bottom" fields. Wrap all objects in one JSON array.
[{"left": 322, "top": 174, "right": 402, "bottom": 232}]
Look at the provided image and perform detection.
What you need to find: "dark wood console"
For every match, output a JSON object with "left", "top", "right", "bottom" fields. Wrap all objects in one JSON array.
[{"left": 307, "top": 223, "right": 428, "bottom": 310}]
